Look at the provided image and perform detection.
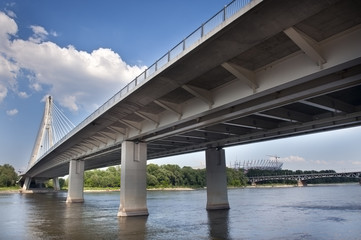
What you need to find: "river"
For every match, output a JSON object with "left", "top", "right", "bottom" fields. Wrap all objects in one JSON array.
[{"left": 1, "top": 184, "right": 360, "bottom": 240}]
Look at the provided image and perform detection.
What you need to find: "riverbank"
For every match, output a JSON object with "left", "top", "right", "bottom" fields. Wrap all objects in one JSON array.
[
  {"left": 1, "top": 182, "right": 358, "bottom": 194},
  {"left": 0, "top": 187, "right": 21, "bottom": 194}
]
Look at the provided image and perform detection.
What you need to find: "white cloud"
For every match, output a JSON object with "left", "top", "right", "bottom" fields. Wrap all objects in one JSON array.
[
  {"left": 311, "top": 160, "right": 328, "bottom": 165},
  {"left": 352, "top": 161, "right": 361, "bottom": 165},
  {"left": 280, "top": 155, "right": 306, "bottom": 163},
  {"left": 5, "top": 10, "right": 16, "bottom": 18},
  {"left": 30, "top": 82, "right": 42, "bottom": 92},
  {"left": 29, "top": 25, "right": 48, "bottom": 43},
  {"left": 50, "top": 30, "right": 58, "bottom": 37},
  {"left": 18, "top": 91, "right": 29, "bottom": 98},
  {"left": 0, "top": 11, "right": 146, "bottom": 113},
  {"left": 0, "top": 11, "right": 17, "bottom": 38},
  {"left": 6, "top": 108, "right": 18, "bottom": 116},
  {"left": 30, "top": 25, "right": 48, "bottom": 36},
  {"left": 0, "top": 84, "right": 8, "bottom": 103}
]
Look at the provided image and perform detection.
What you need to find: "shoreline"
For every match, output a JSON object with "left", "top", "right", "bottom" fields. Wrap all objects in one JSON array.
[{"left": 1, "top": 182, "right": 359, "bottom": 194}]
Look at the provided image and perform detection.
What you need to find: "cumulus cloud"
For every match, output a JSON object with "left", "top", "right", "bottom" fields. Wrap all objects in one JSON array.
[
  {"left": 6, "top": 108, "right": 18, "bottom": 116},
  {"left": 0, "top": 11, "right": 146, "bottom": 112}
]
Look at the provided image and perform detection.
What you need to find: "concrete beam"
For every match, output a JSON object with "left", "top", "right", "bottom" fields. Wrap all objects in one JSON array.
[
  {"left": 135, "top": 111, "right": 159, "bottom": 125},
  {"left": 206, "top": 148, "right": 230, "bottom": 210},
  {"left": 118, "top": 141, "right": 148, "bottom": 217},
  {"left": 284, "top": 27, "right": 326, "bottom": 67},
  {"left": 221, "top": 62, "right": 258, "bottom": 91},
  {"left": 182, "top": 85, "right": 214, "bottom": 107},
  {"left": 118, "top": 119, "right": 141, "bottom": 132},
  {"left": 108, "top": 126, "right": 126, "bottom": 135},
  {"left": 154, "top": 100, "right": 182, "bottom": 118}
]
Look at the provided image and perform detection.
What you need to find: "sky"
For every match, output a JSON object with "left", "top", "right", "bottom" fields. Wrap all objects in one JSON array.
[{"left": 0, "top": 0, "right": 360, "bottom": 174}]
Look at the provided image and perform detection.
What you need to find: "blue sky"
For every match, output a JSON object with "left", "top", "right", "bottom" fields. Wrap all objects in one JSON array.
[{"left": 1, "top": 0, "right": 361, "bottom": 173}]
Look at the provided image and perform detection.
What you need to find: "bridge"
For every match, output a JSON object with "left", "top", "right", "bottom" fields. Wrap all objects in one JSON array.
[
  {"left": 20, "top": 0, "right": 361, "bottom": 217},
  {"left": 249, "top": 171, "right": 361, "bottom": 186}
]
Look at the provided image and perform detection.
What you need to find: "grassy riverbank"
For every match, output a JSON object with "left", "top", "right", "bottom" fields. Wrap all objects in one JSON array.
[{"left": 0, "top": 186, "right": 21, "bottom": 193}]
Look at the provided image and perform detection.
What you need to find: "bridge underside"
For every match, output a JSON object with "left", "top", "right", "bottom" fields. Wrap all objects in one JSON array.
[{"left": 25, "top": 0, "right": 361, "bottom": 180}]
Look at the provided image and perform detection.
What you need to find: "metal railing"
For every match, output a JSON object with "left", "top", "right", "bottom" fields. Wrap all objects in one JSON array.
[{"left": 32, "top": 0, "right": 252, "bottom": 167}]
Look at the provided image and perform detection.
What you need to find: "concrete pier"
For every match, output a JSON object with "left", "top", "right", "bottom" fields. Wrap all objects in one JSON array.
[
  {"left": 66, "top": 160, "right": 85, "bottom": 203},
  {"left": 22, "top": 177, "right": 31, "bottom": 191},
  {"left": 297, "top": 179, "right": 307, "bottom": 187},
  {"left": 118, "top": 141, "right": 149, "bottom": 217},
  {"left": 53, "top": 177, "right": 60, "bottom": 191},
  {"left": 205, "top": 148, "right": 230, "bottom": 210}
]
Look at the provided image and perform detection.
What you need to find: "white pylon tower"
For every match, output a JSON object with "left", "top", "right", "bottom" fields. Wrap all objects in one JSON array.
[
  {"left": 27, "top": 96, "right": 54, "bottom": 169},
  {"left": 23, "top": 96, "right": 75, "bottom": 190}
]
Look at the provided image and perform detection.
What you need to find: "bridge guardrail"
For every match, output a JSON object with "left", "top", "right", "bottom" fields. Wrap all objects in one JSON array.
[{"left": 32, "top": 0, "right": 252, "bottom": 167}]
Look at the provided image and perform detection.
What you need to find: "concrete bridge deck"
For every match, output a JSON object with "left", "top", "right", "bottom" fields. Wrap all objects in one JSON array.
[
  {"left": 21, "top": 0, "right": 361, "bottom": 216},
  {"left": 25, "top": 0, "right": 361, "bottom": 179}
]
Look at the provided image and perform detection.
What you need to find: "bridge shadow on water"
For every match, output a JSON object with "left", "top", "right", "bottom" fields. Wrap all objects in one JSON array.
[
  {"left": 14, "top": 191, "right": 233, "bottom": 239},
  {"left": 207, "top": 209, "right": 230, "bottom": 239}
]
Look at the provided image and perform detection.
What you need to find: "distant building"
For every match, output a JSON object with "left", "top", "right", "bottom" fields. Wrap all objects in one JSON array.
[{"left": 232, "top": 159, "right": 283, "bottom": 172}]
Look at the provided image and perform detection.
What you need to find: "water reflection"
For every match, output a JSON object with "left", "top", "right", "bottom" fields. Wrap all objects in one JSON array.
[
  {"left": 207, "top": 209, "right": 230, "bottom": 239},
  {"left": 2, "top": 186, "right": 361, "bottom": 239},
  {"left": 64, "top": 200, "right": 87, "bottom": 240},
  {"left": 118, "top": 216, "right": 148, "bottom": 239}
]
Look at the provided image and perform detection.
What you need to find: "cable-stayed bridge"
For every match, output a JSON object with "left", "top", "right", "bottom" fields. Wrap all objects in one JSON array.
[
  {"left": 28, "top": 96, "right": 75, "bottom": 169},
  {"left": 20, "top": 0, "right": 361, "bottom": 216}
]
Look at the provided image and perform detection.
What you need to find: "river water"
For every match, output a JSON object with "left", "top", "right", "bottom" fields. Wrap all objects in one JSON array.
[{"left": 1, "top": 184, "right": 360, "bottom": 240}]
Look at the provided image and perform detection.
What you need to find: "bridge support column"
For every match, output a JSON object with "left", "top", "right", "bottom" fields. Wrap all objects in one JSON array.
[
  {"left": 205, "top": 148, "right": 230, "bottom": 210},
  {"left": 297, "top": 180, "right": 307, "bottom": 187},
  {"left": 66, "top": 160, "right": 84, "bottom": 203},
  {"left": 53, "top": 177, "right": 60, "bottom": 191},
  {"left": 118, "top": 141, "right": 148, "bottom": 217},
  {"left": 22, "top": 177, "right": 31, "bottom": 191}
]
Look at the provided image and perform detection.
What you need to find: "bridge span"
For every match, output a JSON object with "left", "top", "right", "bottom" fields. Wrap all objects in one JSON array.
[
  {"left": 249, "top": 171, "right": 361, "bottom": 186},
  {"left": 21, "top": 0, "right": 361, "bottom": 217}
]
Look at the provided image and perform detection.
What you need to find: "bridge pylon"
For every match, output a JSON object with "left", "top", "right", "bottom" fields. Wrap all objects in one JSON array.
[{"left": 22, "top": 96, "right": 59, "bottom": 191}]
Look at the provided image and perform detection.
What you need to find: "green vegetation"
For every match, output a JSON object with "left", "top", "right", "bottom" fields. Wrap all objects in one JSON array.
[
  {"left": 1, "top": 162, "right": 357, "bottom": 192},
  {"left": 0, "top": 164, "right": 18, "bottom": 187},
  {"left": 84, "top": 166, "right": 121, "bottom": 188},
  {"left": 79, "top": 164, "right": 248, "bottom": 189}
]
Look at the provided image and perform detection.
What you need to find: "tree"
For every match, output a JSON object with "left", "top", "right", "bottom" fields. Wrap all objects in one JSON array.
[
  {"left": 0, "top": 164, "right": 18, "bottom": 187},
  {"left": 226, "top": 168, "right": 248, "bottom": 187},
  {"left": 83, "top": 166, "right": 121, "bottom": 188}
]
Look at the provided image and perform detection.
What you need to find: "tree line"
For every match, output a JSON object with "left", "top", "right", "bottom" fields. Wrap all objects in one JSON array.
[
  {"left": 1, "top": 163, "right": 358, "bottom": 189},
  {"left": 80, "top": 164, "right": 248, "bottom": 189},
  {"left": 0, "top": 164, "right": 18, "bottom": 187}
]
